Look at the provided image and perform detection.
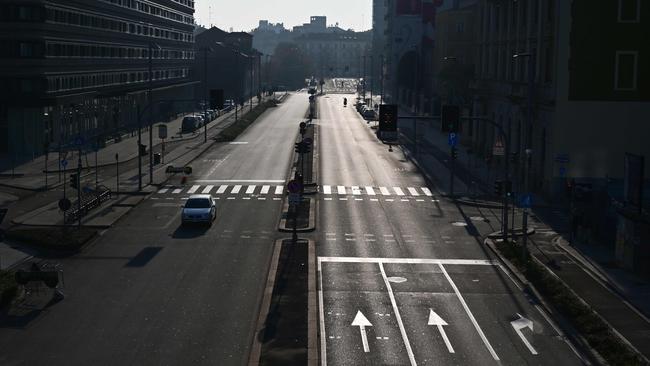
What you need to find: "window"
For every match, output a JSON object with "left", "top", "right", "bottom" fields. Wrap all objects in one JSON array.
[
  {"left": 618, "top": 0, "right": 640, "bottom": 23},
  {"left": 615, "top": 51, "right": 638, "bottom": 90}
]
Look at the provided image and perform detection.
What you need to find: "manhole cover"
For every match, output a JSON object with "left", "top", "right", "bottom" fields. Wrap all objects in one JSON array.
[
  {"left": 451, "top": 222, "right": 468, "bottom": 227},
  {"left": 387, "top": 277, "right": 407, "bottom": 283}
]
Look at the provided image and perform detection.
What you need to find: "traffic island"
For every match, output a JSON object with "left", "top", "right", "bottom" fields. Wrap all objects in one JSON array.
[
  {"left": 487, "top": 238, "right": 648, "bottom": 366},
  {"left": 5, "top": 226, "right": 97, "bottom": 253},
  {"left": 257, "top": 238, "right": 310, "bottom": 366},
  {"left": 278, "top": 197, "right": 315, "bottom": 232}
]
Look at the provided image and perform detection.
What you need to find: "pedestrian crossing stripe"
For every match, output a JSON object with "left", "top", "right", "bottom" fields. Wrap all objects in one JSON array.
[{"left": 157, "top": 184, "right": 437, "bottom": 198}]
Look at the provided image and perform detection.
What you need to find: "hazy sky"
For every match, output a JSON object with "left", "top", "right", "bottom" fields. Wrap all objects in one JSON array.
[{"left": 194, "top": 0, "right": 373, "bottom": 32}]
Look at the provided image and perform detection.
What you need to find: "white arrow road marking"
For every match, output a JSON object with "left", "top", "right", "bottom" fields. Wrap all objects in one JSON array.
[
  {"left": 428, "top": 309, "right": 455, "bottom": 353},
  {"left": 511, "top": 313, "right": 538, "bottom": 355},
  {"left": 351, "top": 311, "right": 373, "bottom": 353}
]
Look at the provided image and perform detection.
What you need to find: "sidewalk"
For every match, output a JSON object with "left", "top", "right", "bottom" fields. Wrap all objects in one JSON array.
[
  {"left": 0, "top": 96, "right": 263, "bottom": 191},
  {"left": 391, "top": 107, "right": 650, "bottom": 360}
]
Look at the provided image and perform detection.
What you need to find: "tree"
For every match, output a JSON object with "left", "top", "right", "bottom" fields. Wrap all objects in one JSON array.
[{"left": 269, "top": 43, "right": 312, "bottom": 89}]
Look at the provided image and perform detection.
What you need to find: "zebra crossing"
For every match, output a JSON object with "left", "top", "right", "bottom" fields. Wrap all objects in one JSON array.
[{"left": 155, "top": 184, "right": 438, "bottom": 204}]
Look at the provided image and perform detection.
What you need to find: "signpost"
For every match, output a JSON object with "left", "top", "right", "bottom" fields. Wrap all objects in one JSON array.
[
  {"left": 448, "top": 133, "right": 457, "bottom": 147},
  {"left": 378, "top": 104, "right": 398, "bottom": 142}
]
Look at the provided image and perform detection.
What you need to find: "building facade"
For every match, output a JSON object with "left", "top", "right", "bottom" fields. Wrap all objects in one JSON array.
[
  {"left": 193, "top": 27, "right": 260, "bottom": 107},
  {"left": 0, "top": 0, "right": 196, "bottom": 164},
  {"left": 294, "top": 30, "right": 371, "bottom": 79}
]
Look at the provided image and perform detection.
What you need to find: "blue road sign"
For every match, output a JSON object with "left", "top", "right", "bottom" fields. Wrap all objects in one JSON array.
[
  {"left": 61, "top": 159, "right": 68, "bottom": 168},
  {"left": 448, "top": 133, "right": 458, "bottom": 147},
  {"left": 521, "top": 194, "right": 532, "bottom": 208},
  {"left": 74, "top": 136, "right": 85, "bottom": 147}
]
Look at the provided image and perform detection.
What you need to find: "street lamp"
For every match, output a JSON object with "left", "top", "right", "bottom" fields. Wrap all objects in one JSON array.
[
  {"left": 148, "top": 42, "right": 161, "bottom": 186},
  {"left": 200, "top": 46, "right": 214, "bottom": 143}
]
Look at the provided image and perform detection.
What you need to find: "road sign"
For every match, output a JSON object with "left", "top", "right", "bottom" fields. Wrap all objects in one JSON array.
[
  {"left": 492, "top": 138, "right": 505, "bottom": 156},
  {"left": 448, "top": 133, "right": 458, "bottom": 147},
  {"left": 58, "top": 198, "right": 72, "bottom": 211},
  {"left": 288, "top": 193, "right": 301, "bottom": 205},
  {"left": 74, "top": 136, "right": 85, "bottom": 147},
  {"left": 60, "top": 159, "right": 68, "bottom": 168},
  {"left": 287, "top": 179, "right": 302, "bottom": 194}
]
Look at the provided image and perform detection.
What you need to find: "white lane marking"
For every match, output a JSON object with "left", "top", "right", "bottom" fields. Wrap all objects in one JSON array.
[
  {"left": 187, "top": 185, "right": 200, "bottom": 194},
  {"left": 318, "top": 260, "right": 327, "bottom": 366},
  {"left": 337, "top": 186, "right": 346, "bottom": 195},
  {"left": 216, "top": 185, "right": 228, "bottom": 194},
  {"left": 323, "top": 185, "right": 332, "bottom": 194},
  {"left": 421, "top": 187, "right": 433, "bottom": 196},
  {"left": 195, "top": 179, "right": 286, "bottom": 183},
  {"left": 407, "top": 187, "right": 419, "bottom": 196},
  {"left": 370, "top": 198, "right": 379, "bottom": 202},
  {"left": 379, "top": 187, "right": 391, "bottom": 196},
  {"left": 351, "top": 186, "right": 362, "bottom": 195},
  {"left": 339, "top": 198, "right": 348, "bottom": 201},
  {"left": 227, "top": 197, "right": 236, "bottom": 200},
  {"left": 318, "top": 257, "right": 499, "bottom": 265},
  {"left": 172, "top": 188, "right": 183, "bottom": 194},
  {"left": 324, "top": 198, "right": 333, "bottom": 201},
  {"left": 258, "top": 198, "right": 266, "bottom": 201},
  {"left": 275, "top": 186, "right": 284, "bottom": 195},
  {"left": 260, "top": 185, "right": 270, "bottom": 194},
  {"left": 246, "top": 185, "right": 256, "bottom": 194},
  {"left": 393, "top": 187, "right": 405, "bottom": 196},
  {"left": 439, "top": 264, "right": 500, "bottom": 360},
  {"left": 428, "top": 309, "right": 455, "bottom": 353},
  {"left": 351, "top": 311, "right": 373, "bottom": 353},
  {"left": 365, "top": 187, "right": 376, "bottom": 195},
  {"left": 386, "top": 199, "right": 394, "bottom": 202},
  {"left": 231, "top": 185, "right": 242, "bottom": 194},
  {"left": 158, "top": 186, "right": 171, "bottom": 194},
  {"left": 379, "top": 262, "right": 417, "bottom": 366},
  {"left": 202, "top": 185, "right": 214, "bottom": 194}
]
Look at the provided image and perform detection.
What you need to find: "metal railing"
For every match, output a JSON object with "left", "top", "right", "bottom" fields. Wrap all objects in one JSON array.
[{"left": 65, "top": 186, "right": 112, "bottom": 224}]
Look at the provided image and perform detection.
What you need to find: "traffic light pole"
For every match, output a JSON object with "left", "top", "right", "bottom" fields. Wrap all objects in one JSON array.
[{"left": 77, "top": 147, "right": 82, "bottom": 228}]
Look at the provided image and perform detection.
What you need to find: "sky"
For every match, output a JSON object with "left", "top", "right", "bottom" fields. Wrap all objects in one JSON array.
[{"left": 194, "top": 0, "right": 373, "bottom": 32}]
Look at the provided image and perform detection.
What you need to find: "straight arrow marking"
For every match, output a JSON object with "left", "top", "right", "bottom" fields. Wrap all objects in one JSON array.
[
  {"left": 428, "top": 309, "right": 455, "bottom": 353},
  {"left": 511, "top": 313, "right": 538, "bottom": 355},
  {"left": 352, "top": 311, "right": 372, "bottom": 353}
]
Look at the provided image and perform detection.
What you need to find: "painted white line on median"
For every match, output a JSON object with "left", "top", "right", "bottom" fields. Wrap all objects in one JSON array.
[
  {"left": 275, "top": 186, "right": 283, "bottom": 195},
  {"left": 246, "top": 185, "right": 256, "bottom": 194},
  {"left": 379, "top": 262, "right": 417, "bottom": 366},
  {"left": 323, "top": 185, "right": 332, "bottom": 194},
  {"left": 337, "top": 186, "right": 346, "bottom": 195},
  {"left": 231, "top": 185, "right": 242, "bottom": 194},
  {"left": 202, "top": 185, "right": 214, "bottom": 194},
  {"left": 318, "top": 257, "right": 499, "bottom": 265},
  {"left": 195, "top": 179, "right": 286, "bottom": 183},
  {"left": 158, "top": 186, "right": 171, "bottom": 194},
  {"left": 172, "top": 188, "right": 183, "bottom": 194},
  {"left": 187, "top": 185, "right": 200, "bottom": 194},
  {"left": 407, "top": 187, "right": 419, "bottom": 196},
  {"left": 421, "top": 187, "right": 433, "bottom": 196},
  {"left": 379, "top": 187, "right": 391, "bottom": 196},
  {"left": 393, "top": 187, "right": 405, "bottom": 196},
  {"left": 439, "top": 263, "right": 500, "bottom": 361},
  {"left": 216, "top": 185, "right": 228, "bottom": 194},
  {"left": 318, "top": 260, "right": 328, "bottom": 366},
  {"left": 260, "top": 185, "right": 270, "bottom": 194},
  {"left": 365, "top": 187, "right": 376, "bottom": 195}
]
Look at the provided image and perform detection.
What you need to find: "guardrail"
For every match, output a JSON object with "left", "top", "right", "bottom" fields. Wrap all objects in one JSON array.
[{"left": 65, "top": 186, "right": 112, "bottom": 224}]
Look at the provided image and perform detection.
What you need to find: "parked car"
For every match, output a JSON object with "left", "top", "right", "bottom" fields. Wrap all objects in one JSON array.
[
  {"left": 181, "top": 195, "right": 216, "bottom": 226},
  {"left": 362, "top": 108, "right": 378, "bottom": 120},
  {"left": 207, "top": 109, "right": 219, "bottom": 119},
  {"left": 223, "top": 100, "right": 235, "bottom": 113},
  {"left": 181, "top": 116, "right": 200, "bottom": 133}
]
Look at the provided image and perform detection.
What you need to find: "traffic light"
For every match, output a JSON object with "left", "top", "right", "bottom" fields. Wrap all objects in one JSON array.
[
  {"left": 451, "top": 147, "right": 458, "bottom": 160},
  {"left": 295, "top": 141, "right": 311, "bottom": 154},
  {"left": 294, "top": 142, "right": 303, "bottom": 153},
  {"left": 494, "top": 180, "right": 503, "bottom": 196},
  {"left": 70, "top": 173, "right": 79, "bottom": 189},
  {"left": 441, "top": 105, "right": 460, "bottom": 133},
  {"left": 299, "top": 121, "right": 307, "bottom": 135}
]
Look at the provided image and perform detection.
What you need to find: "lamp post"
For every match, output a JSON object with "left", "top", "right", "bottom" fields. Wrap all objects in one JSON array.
[
  {"left": 200, "top": 46, "right": 213, "bottom": 143},
  {"left": 380, "top": 54, "right": 384, "bottom": 105},
  {"left": 148, "top": 42, "right": 161, "bottom": 185}
]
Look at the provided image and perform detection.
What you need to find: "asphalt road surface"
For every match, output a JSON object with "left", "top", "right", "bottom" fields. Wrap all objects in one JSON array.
[
  {"left": 315, "top": 95, "right": 585, "bottom": 365},
  {"left": 0, "top": 94, "right": 306, "bottom": 366}
]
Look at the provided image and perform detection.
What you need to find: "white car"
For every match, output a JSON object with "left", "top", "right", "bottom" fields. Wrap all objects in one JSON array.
[{"left": 181, "top": 195, "right": 216, "bottom": 226}]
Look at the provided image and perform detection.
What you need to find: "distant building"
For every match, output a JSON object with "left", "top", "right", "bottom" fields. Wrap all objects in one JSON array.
[
  {"left": 293, "top": 16, "right": 327, "bottom": 34},
  {"left": 252, "top": 20, "right": 292, "bottom": 56},
  {"left": 371, "top": 0, "right": 389, "bottom": 94},
  {"left": 194, "top": 27, "right": 260, "bottom": 106},
  {"left": 0, "top": 0, "right": 196, "bottom": 163},
  {"left": 294, "top": 30, "right": 371, "bottom": 79}
]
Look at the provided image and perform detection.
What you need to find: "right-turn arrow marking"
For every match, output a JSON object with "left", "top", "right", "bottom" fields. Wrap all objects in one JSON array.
[{"left": 511, "top": 313, "right": 538, "bottom": 355}]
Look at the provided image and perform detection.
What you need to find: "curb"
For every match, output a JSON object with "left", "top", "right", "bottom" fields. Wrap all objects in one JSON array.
[
  {"left": 487, "top": 228, "right": 536, "bottom": 239},
  {"left": 484, "top": 238, "right": 603, "bottom": 365}
]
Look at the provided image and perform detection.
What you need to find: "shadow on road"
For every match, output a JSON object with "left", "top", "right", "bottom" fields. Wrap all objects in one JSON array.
[{"left": 171, "top": 225, "right": 210, "bottom": 239}]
